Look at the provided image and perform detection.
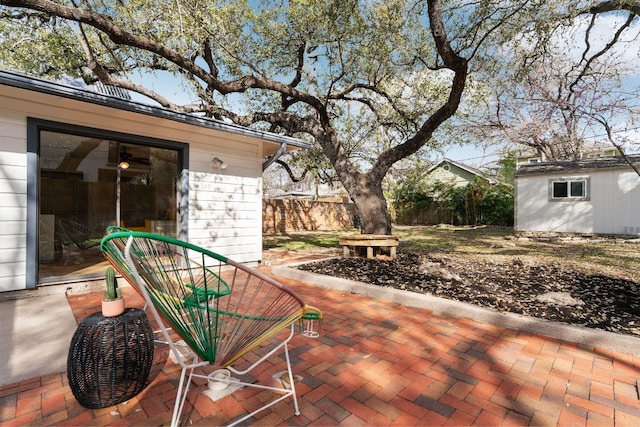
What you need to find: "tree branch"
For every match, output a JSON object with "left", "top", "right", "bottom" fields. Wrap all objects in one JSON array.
[
  {"left": 586, "top": 0, "right": 640, "bottom": 16},
  {"left": 374, "top": 0, "right": 468, "bottom": 181},
  {"left": 0, "top": 0, "right": 327, "bottom": 111},
  {"left": 281, "top": 39, "right": 306, "bottom": 110},
  {"left": 275, "top": 159, "right": 309, "bottom": 182},
  {"left": 568, "top": 12, "right": 636, "bottom": 94},
  {"left": 592, "top": 115, "right": 640, "bottom": 176}
]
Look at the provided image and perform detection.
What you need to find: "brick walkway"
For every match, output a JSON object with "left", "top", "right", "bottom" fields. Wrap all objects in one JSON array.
[{"left": 1, "top": 265, "right": 639, "bottom": 426}]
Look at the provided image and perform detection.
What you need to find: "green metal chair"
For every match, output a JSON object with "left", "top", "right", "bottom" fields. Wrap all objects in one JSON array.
[{"left": 100, "top": 229, "right": 322, "bottom": 426}]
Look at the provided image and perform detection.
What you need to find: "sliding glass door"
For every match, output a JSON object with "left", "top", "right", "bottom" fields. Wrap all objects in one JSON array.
[{"left": 38, "top": 129, "right": 179, "bottom": 283}]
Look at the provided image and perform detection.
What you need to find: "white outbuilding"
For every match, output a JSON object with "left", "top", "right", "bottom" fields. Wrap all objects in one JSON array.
[{"left": 515, "top": 156, "right": 640, "bottom": 236}]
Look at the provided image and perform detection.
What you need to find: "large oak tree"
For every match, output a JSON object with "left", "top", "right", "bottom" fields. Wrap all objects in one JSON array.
[{"left": 1, "top": 0, "right": 637, "bottom": 233}]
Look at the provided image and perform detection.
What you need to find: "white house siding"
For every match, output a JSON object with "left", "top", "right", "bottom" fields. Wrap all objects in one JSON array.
[
  {"left": 592, "top": 169, "right": 640, "bottom": 234},
  {"left": 0, "top": 143, "right": 27, "bottom": 292},
  {"left": 0, "top": 83, "right": 268, "bottom": 291},
  {"left": 516, "top": 168, "right": 640, "bottom": 235},
  {"left": 187, "top": 147, "right": 263, "bottom": 262}
]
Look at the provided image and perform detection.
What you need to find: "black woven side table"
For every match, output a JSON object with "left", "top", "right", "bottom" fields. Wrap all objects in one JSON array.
[{"left": 67, "top": 308, "right": 154, "bottom": 409}]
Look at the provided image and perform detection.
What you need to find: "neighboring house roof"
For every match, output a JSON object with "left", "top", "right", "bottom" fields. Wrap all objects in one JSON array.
[
  {"left": 426, "top": 158, "right": 497, "bottom": 185},
  {"left": 514, "top": 144, "right": 621, "bottom": 164},
  {"left": 515, "top": 155, "right": 640, "bottom": 177},
  {"left": 0, "top": 69, "right": 310, "bottom": 152}
]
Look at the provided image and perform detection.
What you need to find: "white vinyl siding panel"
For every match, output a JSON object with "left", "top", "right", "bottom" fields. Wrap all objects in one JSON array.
[
  {"left": 187, "top": 140, "right": 262, "bottom": 262},
  {"left": 516, "top": 170, "right": 640, "bottom": 235},
  {"left": 1, "top": 83, "right": 267, "bottom": 290},
  {"left": 187, "top": 173, "right": 262, "bottom": 261},
  {"left": 590, "top": 170, "right": 640, "bottom": 234},
  {"left": 0, "top": 146, "right": 27, "bottom": 291},
  {"left": 191, "top": 138, "right": 261, "bottom": 248}
]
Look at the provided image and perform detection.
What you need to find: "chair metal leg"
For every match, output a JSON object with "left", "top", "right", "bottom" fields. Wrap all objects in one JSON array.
[
  {"left": 167, "top": 327, "right": 300, "bottom": 427},
  {"left": 283, "top": 340, "right": 300, "bottom": 416},
  {"left": 171, "top": 365, "right": 194, "bottom": 427},
  {"left": 225, "top": 325, "right": 300, "bottom": 426}
]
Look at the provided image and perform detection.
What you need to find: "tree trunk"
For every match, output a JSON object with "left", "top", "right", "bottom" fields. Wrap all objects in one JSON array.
[{"left": 350, "top": 181, "right": 391, "bottom": 235}]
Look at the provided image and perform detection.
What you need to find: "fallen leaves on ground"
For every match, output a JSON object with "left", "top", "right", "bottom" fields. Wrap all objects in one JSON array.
[{"left": 297, "top": 253, "right": 640, "bottom": 337}]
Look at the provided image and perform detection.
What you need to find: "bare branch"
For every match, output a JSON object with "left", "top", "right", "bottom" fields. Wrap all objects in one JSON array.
[
  {"left": 275, "top": 159, "right": 309, "bottom": 182},
  {"left": 592, "top": 115, "right": 640, "bottom": 176},
  {"left": 202, "top": 39, "right": 218, "bottom": 78},
  {"left": 281, "top": 40, "right": 306, "bottom": 110},
  {"left": 569, "top": 12, "right": 636, "bottom": 94}
]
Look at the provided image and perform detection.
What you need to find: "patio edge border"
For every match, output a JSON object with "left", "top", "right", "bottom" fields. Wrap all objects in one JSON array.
[{"left": 272, "top": 260, "right": 640, "bottom": 357}]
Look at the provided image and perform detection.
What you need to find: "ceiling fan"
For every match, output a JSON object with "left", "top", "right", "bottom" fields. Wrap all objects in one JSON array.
[{"left": 119, "top": 147, "right": 150, "bottom": 166}]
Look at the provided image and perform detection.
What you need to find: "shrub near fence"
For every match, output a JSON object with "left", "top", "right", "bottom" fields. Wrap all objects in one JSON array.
[
  {"left": 394, "top": 199, "right": 455, "bottom": 225},
  {"left": 263, "top": 198, "right": 356, "bottom": 233},
  {"left": 392, "top": 181, "right": 514, "bottom": 226}
]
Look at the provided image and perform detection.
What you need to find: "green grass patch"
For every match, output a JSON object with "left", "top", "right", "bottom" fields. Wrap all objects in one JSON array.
[
  {"left": 263, "top": 225, "right": 640, "bottom": 280},
  {"left": 263, "top": 231, "right": 342, "bottom": 251}
]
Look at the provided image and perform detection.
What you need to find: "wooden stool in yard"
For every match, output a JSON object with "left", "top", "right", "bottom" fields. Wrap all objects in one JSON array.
[{"left": 339, "top": 234, "right": 399, "bottom": 259}]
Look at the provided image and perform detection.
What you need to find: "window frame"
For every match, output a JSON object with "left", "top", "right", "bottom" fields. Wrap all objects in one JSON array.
[
  {"left": 27, "top": 118, "right": 189, "bottom": 288},
  {"left": 548, "top": 177, "right": 590, "bottom": 202}
]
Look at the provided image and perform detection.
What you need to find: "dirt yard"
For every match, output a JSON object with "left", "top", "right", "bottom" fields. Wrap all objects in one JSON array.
[{"left": 282, "top": 227, "right": 640, "bottom": 337}]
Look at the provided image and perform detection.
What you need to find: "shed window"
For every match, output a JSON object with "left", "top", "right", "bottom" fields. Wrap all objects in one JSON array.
[{"left": 550, "top": 179, "right": 588, "bottom": 200}]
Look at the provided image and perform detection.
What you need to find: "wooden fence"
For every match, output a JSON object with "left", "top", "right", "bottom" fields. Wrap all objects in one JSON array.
[{"left": 263, "top": 198, "right": 356, "bottom": 233}]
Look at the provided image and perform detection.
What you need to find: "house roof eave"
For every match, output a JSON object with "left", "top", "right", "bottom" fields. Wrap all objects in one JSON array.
[
  {"left": 515, "top": 155, "right": 640, "bottom": 177},
  {"left": 0, "top": 69, "right": 311, "bottom": 151}
]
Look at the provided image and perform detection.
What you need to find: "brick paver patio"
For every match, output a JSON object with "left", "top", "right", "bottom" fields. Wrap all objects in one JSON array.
[{"left": 1, "top": 264, "right": 639, "bottom": 426}]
